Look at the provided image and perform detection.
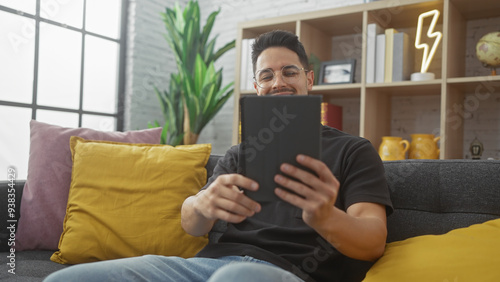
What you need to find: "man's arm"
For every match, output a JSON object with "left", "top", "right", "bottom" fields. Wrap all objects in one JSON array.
[
  {"left": 274, "top": 154, "right": 388, "bottom": 261},
  {"left": 181, "top": 174, "right": 262, "bottom": 237},
  {"left": 311, "top": 201, "right": 386, "bottom": 261}
]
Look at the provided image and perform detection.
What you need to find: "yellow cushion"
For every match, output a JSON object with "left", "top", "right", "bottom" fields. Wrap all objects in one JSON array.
[
  {"left": 363, "top": 218, "right": 500, "bottom": 281},
  {"left": 51, "top": 137, "right": 211, "bottom": 264}
]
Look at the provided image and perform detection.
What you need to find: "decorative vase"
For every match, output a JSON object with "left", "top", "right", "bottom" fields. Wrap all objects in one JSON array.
[
  {"left": 409, "top": 134, "right": 440, "bottom": 159},
  {"left": 378, "top": 136, "right": 410, "bottom": 161}
]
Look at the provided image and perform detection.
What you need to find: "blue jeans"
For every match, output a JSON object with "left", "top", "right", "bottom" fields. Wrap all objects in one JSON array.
[{"left": 43, "top": 255, "right": 305, "bottom": 282}]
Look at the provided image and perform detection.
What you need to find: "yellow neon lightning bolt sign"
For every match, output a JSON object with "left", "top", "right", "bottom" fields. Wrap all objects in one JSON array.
[{"left": 415, "top": 9, "right": 442, "bottom": 73}]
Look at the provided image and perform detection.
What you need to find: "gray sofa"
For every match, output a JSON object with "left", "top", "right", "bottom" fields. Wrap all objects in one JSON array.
[{"left": 1, "top": 156, "right": 499, "bottom": 281}]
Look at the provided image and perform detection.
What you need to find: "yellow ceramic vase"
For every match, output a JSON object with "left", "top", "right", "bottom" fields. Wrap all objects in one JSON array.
[
  {"left": 378, "top": 136, "right": 410, "bottom": 161},
  {"left": 409, "top": 134, "right": 440, "bottom": 159}
]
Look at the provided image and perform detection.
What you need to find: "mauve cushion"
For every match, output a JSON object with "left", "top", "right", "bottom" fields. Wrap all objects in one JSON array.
[{"left": 15, "top": 120, "right": 163, "bottom": 251}]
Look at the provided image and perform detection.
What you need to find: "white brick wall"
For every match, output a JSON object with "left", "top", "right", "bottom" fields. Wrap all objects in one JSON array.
[
  {"left": 126, "top": 0, "right": 500, "bottom": 158},
  {"left": 124, "top": 0, "right": 176, "bottom": 132}
]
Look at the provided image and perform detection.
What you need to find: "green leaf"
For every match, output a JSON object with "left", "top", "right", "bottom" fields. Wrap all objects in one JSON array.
[
  {"left": 173, "top": 3, "right": 185, "bottom": 33},
  {"left": 200, "top": 9, "right": 219, "bottom": 47},
  {"left": 200, "top": 87, "right": 233, "bottom": 131},
  {"left": 203, "top": 37, "right": 216, "bottom": 63},
  {"left": 213, "top": 40, "right": 236, "bottom": 61},
  {"left": 183, "top": 19, "right": 200, "bottom": 73},
  {"left": 153, "top": 87, "right": 167, "bottom": 115},
  {"left": 193, "top": 54, "right": 207, "bottom": 95}
]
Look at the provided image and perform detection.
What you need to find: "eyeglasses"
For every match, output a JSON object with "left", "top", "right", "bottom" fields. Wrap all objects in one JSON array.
[{"left": 254, "top": 65, "right": 308, "bottom": 89}]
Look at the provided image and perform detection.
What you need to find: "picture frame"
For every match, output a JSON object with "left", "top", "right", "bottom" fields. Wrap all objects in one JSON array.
[{"left": 318, "top": 59, "right": 356, "bottom": 85}]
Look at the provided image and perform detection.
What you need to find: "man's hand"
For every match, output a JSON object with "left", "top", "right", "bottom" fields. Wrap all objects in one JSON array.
[
  {"left": 273, "top": 154, "right": 339, "bottom": 228},
  {"left": 274, "top": 154, "right": 388, "bottom": 261},
  {"left": 195, "top": 174, "right": 262, "bottom": 223},
  {"left": 182, "top": 174, "right": 261, "bottom": 237}
]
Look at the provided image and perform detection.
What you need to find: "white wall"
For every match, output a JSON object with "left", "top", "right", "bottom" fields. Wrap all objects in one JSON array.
[
  {"left": 125, "top": 0, "right": 500, "bottom": 159},
  {"left": 124, "top": 0, "right": 174, "bottom": 133}
]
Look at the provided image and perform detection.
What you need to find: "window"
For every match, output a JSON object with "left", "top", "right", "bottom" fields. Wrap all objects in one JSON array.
[{"left": 0, "top": 0, "right": 127, "bottom": 180}]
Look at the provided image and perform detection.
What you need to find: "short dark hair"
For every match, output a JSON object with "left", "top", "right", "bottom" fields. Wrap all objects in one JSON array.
[{"left": 251, "top": 30, "right": 309, "bottom": 74}]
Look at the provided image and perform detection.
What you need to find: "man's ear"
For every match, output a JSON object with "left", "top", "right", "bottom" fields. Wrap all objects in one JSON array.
[
  {"left": 307, "top": 70, "right": 314, "bottom": 90},
  {"left": 254, "top": 81, "right": 261, "bottom": 95}
]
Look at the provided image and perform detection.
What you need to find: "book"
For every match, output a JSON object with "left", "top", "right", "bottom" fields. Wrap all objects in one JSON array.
[
  {"left": 321, "top": 102, "right": 342, "bottom": 130},
  {"left": 375, "top": 33, "right": 386, "bottom": 83},
  {"left": 366, "top": 23, "right": 384, "bottom": 84},
  {"left": 240, "top": 95, "right": 322, "bottom": 202},
  {"left": 384, "top": 28, "right": 398, "bottom": 83},
  {"left": 392, "top": 32, "right": 413, "bottom": 82}
]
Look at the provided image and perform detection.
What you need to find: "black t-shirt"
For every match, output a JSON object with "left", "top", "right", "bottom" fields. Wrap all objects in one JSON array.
[{"left": 196, "top": 126, "right": 393, "bottom": 282}]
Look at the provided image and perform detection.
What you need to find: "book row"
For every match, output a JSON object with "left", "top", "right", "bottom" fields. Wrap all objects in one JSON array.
[{"left": 366, "top": 23, "right": 414, "bottom": 83}]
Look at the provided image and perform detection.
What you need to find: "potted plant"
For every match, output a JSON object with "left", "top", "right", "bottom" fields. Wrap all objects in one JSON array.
[{"left": 151, "top": 0, "right": 235, "bottom": 145}]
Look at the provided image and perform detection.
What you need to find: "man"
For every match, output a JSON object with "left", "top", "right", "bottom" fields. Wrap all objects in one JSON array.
[{"left": 45, "top": 30, "right": 392, "bottom": 282}]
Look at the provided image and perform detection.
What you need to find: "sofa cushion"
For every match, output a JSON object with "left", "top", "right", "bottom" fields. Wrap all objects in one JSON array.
[
  {"left": 50, "top": 137, "right": 211, "bottom": 264},
  {"left": 15, "top": 121, "right": 163, "bottom": 251},
  {"left": 363, "top": 218, "right": 500, "bottom": 281}
]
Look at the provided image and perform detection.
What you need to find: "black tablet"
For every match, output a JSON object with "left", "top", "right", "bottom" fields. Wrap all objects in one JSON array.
[{"left": 240, "top": 95, "right": 322, "bottom": 202}]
